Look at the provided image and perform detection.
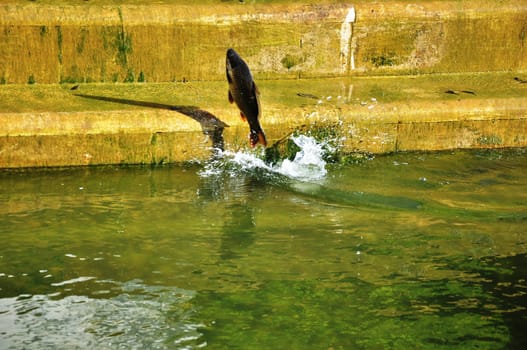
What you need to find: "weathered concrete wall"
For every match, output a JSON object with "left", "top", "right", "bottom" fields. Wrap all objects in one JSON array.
[
  {"left": 0, "top": 132, "right": 211, "bottom": 168},
  {"left": 0, "top": 1, "right": 526, "bottom": 168},
  {"left": 0, "top": 3, "right": 350, "bottom": 83},
  {"left": 1, "top": 1, "right": 526, "bottom": 84},
  {"left": 0, "top": 107, "right": 217, "bottom": 167},
  {"left": 351, "top": 1, "right": 527, "bottom": 74},
  {"left": 337, "top": 99, "right": 527, "bottom": 154},
  {"left": 1, "top": 95, "right": 526, "bottom": 168}
]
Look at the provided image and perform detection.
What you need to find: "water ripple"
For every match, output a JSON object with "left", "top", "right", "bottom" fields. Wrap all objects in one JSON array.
[{"left": 0, "top": 280, "right": 203, "bottom": 350}]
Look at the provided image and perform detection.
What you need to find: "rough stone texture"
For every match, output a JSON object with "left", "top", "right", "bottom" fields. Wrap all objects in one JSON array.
[
  {"left": 1, "top": 1, "right": 526, "bottom": 83},
  {"left": 0, "top": 1, "right": 526, "bottom": 168},
  {"left": 1, "top": 95, "right": 525, "bottom": 168}
]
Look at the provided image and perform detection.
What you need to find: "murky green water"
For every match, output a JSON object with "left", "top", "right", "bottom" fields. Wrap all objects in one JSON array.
[{"left": 1, "top": 147, "right": 526, "bottom": 349}]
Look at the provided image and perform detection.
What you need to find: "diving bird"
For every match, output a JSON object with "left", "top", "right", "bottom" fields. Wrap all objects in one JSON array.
[{"left": 226, "top": 48, "right": 267, "bottom": 147}]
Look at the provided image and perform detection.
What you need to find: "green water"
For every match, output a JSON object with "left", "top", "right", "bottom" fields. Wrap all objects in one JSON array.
[{"left": 1, "top": 148, "right": 526, "bottom": 349}]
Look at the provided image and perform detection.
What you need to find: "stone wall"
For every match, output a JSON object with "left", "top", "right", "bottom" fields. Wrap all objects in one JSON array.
[{"left": 1, "top": 1, "right": 525, "bottom": 84}]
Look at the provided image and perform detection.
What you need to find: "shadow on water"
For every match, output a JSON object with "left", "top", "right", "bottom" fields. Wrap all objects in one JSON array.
[
  {"left": 220, "top": 204, "right": 257, "bottom": 260},
  {"left": 192, "top": 251, "right": 527, "bottom": 349},
  {"left": 286, "top": 181, "right": 424, "bottom": 211},
  {"left": 281, "top": 175, "right": 525, "bottom": 222},
  {"left": 197, "top": 172, "right": 260, "bottom": 261},
  {"left": 495, "top": 254, "right": 527, "bottom": 350},
  {"left": 441, "top": 253, "right": 527, "bottom": 350},
  {"left": 73, "top": 94, "right": 228, "bottom": 151}
]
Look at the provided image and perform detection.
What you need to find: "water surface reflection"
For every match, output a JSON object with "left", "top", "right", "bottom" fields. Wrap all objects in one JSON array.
[{"left": 0, "top": 148, "right": 526, "bottom": 348}]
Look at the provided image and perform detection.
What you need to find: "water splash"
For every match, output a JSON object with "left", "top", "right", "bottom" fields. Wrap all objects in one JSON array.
[
  {"left": 200, "top": 135, "right": 327, "bottom": 182},
  {"left": 275, "top": 135, "right": 327, "bottom": 181}
]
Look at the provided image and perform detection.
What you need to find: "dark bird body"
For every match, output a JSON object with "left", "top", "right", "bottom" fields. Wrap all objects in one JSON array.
[
  {"left": 226, "top": 48, "right": 267, "bottom": 147},
  {"left": 444, "top": 89, "right": 476, "bottom": 95}
]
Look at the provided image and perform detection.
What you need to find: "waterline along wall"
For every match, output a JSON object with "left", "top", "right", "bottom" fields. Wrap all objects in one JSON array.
[{"left": 0, "top": 1, "right": 526, "bottom": 168}]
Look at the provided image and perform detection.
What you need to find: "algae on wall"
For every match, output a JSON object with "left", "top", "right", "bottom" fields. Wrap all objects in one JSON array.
[
  {"left": 0, "top": 3, "right": 350, "bottom": 83},
  {"left": 0, "top": 1, "right": 526, "bottom": 84},
  {"left": 1, "top": 24, "right": 60, "bottom": 84}
]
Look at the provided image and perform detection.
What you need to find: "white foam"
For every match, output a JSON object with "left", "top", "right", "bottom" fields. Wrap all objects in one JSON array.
[
  {"left": 200, "top": 135, "right": 327, "bottom": 182},
  {"left": 275, "top": 135, "right": 327, "bottom": 181},
  {"left": 51, "top": 276, "right": 96, "bottom": 287}
]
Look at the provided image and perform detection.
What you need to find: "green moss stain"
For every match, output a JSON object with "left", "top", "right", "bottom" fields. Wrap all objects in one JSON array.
[
  {"left": 478, "top": 135, "right": 503, "bottom": 146},
  {"left": 39, "top": 26, "right": 48, "bottom": 38},
  {"left": 115, "top": 30, "right": 132, "bottom": 67},
  {"left": 264, "top": 136, "right": 301, "bottom": 164},
  {"left": 76, "top": 27, "right": 88, "bottom": 55},
  {"left": 56, "top": 26, "right": 63, "bottom": 65},
  {"left": 369, "top": 52, "right": 399, "bottom": 67},
  {"left": 281, "top": 54, "right": 303, "bottom": 70},
  {"left": 150, "top": 132, "right": 159, "bottom": 146},
  {"left": 124, "top": 68, "right": 135, "bottom": 83},
  {"left": 520, "top": 25, "right": 526, "bottom": 46},
  {"left": 116, "top": 7, "right": 132, "bottom": 67}
]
